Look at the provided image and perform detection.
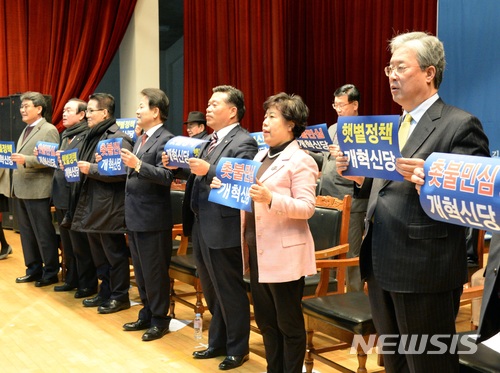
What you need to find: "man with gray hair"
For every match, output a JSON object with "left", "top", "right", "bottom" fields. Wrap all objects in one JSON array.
[
  {"left": 12, "top": 91, "right": 60, "bottom": 287},
  {"left": 336, "top": 32, "right": 490, "bottom": 372}
]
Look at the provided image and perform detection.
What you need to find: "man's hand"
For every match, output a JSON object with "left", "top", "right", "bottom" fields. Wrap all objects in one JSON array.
[
  {"left": 121, "top": 148, "right": 139, "bottom": 168},
  {"left": 188, "top": 158, "right": 210, "bottom": 176},
  {"left": 396, "top": 158, "right": 425, "bottom": 182},
  {"left": 77, "top": 161, "right": 91, "bottom": 174},
  {"left": 161, "top": 152, "right": 179, "bottom": 170},
  {"left": 411, "top": 167, "right": 426, "bottom": 195},
  {"left": 332, "top": 145, "right": 365, "bottom": 185},
  {"left": 11, "top": 153, "right": 26, "bottom": 165}
]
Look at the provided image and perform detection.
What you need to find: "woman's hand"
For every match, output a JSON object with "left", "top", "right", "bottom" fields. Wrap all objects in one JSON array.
[{"left": 249, "top": 179, "right": 272, "bottom": 205}]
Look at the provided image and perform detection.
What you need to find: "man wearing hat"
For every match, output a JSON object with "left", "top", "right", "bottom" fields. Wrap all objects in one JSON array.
[{"left": 184, "top": 111, "right": 208, "bottom": 139}]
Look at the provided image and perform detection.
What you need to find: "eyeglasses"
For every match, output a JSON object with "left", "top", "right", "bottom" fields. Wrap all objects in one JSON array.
[
  {"left": 85, "top": 109, "right": 104, "bottom": 115},
  {"left": 19, "top": 104, "right": 33, "bottom": 111},
  {"left": 332, "top": 102, "right": 353, "bottom": 110},
  {"left": 384, "top": 64, "right": 417, "bottom": 77}
]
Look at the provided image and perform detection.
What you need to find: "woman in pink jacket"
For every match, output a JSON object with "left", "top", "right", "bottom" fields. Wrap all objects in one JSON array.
[{"left": 214, "top": 92, "right": 318, "bottom": 372}]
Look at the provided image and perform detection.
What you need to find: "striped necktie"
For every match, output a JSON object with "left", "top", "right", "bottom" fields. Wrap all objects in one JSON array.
[{"left": 207, "top": 132, "right": 218, "bottom": 154}]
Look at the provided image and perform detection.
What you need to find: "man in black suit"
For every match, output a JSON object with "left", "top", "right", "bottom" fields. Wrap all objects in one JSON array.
[
  {"left": 120, "top": 88, "right": 175, "bottom": 341},
  {"left": 52, "top": 98, "right": 98, "bottom": 298},
  {"left": 165, "top": 85, "right": 257, "bottom": 370},
  {"left": 337, "top": 32, "right": 490, "bottom": 372}
]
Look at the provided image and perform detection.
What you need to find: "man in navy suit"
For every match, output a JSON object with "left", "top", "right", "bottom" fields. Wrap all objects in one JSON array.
[
  {"left": 120, "top": 88, "right": 175, "bottom": 341},
  {"left": 337, "top": 32, "right": 490, "bottom": 372},
  {"left": 165, "top": 85, "right": 258, "bottom": 370}
]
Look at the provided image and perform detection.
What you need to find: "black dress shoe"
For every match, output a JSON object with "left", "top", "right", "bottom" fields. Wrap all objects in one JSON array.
[
  {"left": 0, "top": 245, "right": 12, "bottom": 260},
  {"left": 97, "top": 299, "right": 130, "bottom": 314},
  {"left": 142, "top": 326, "right": 170, "bottom": 341},
  {"left": 16, "top": 274, "right": 42, "bottom": 283},
  {"left": 74, "top": 288, "right": 97, "bottom": 299},
  {"left": 54, "top": 283, "right": 76, "bottom": 292},
  {"left": 218, "top": 354, "right": 249, "bottom": 370},
  {"left": 82, "top": 295, "right": 108, "bottom": 307},
  {"left": 35, "top": 276, "right": 59, "bottom": 287},
  {"left": 123, "top": 319, "right": 151, "bottom": 331},
  {"left": 192, "top": 347, "right": 227, "bottom": 359}
]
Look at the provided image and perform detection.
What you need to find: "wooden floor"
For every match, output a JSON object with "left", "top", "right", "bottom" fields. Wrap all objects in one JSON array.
[{"left": 0, "top": 229, "right": 478, "bottom": 373}]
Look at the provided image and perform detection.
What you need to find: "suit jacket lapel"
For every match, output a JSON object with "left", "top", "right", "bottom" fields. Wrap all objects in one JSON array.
[{"left": 18, "top": 118, "right": 45, "bottom": 152}]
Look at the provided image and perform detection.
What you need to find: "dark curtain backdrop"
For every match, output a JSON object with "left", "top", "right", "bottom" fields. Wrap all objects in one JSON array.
[
  {"left": 184, "top": 0, "right": 437, "bottom": 133},
  {"left": 0, "top": 0, "right": 137, "bottom": 131}
]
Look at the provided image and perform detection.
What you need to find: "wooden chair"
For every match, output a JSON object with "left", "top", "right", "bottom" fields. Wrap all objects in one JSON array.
[
  {"left": 168, "top": 182, "right": 205, "bottom": 319},
  {"left": 302, "top": 247, "right": 380, "bottom": 373}
]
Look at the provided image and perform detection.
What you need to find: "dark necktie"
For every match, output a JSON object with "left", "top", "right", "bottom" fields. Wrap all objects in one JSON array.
[
  {"left": 207, "top": 132, "right": 218, "bottom": 154},
  {"left": 22, "top": 125, "right": 34, "bottom": 143}
]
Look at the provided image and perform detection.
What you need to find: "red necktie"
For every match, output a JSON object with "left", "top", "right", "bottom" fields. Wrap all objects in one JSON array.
[{"left": 22, "top": 126, "right": 34, "bottom": 142}]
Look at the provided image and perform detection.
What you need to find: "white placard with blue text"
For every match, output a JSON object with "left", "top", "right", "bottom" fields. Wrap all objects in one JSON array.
[
  {"left": 337, "top": 115, "right": 402, "bottom": 181},
  {"left": 97, "top": 138, "right": 126, "bottom": 175},
  {"left": 164, "top": 136, "right": 208, "bottom": 168},
  {"left": 420, "top": 152, "right": 500, "bottom": 232},
  {"left": 297, "top": 123, "right": 332, "bottom": 152},
  {"left": 36, "top": 141, "right": 59, "bottom": 169},
  {"left": 60, "top": 148, "right": 80, "bottom": 182},
  {"left": 208, "top": 157, "right": 262, "bottom": 212},
  {"left": 0, "top": 141, "right": 16, "bottom": 169}
]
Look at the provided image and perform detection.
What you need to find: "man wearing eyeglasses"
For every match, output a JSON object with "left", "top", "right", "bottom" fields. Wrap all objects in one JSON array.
[
  {"left": 309, "top": 84, "right": 367, "bottom": 292},
  {"left": 12, "top": 91, "right": 60, "bottom": 287},
  {"left": 336, "top": 32, "right": 490, "bottom": 372}
]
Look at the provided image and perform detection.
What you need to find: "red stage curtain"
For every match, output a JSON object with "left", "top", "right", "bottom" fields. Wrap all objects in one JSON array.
[
  {"left": 184, "top": 0, "right": 437, "bottom": 132},
  {"left": 184, "top": 0, "right": 287, "bottom": 133},
  {"left": 0, "top": 0, "right": 137, "bottom": 131}
]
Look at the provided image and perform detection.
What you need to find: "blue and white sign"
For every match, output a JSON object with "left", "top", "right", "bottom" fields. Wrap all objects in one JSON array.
[
  {"left": 337, "top": 115, "right": 402, "bottom": 181},
  {"left": 250, "top": 132, "right": 268, "bottom": 151},
  {"left": 97, "top": 138, "right": 126, "bottom": 175},
  {"left": 60, "top": 149, "right": 80, "bottom": 182},
  {"left": 36, "top": 141, "right": 59, "bottom": 169},
  {"left": 164, "top": 136, "right": 208, "bottom": 168},
  {"left": 297, "top": 123, "right": 332, "bottom": 152},
  {"left": 116, "top": 118, "right": 139, "bottom": 141},
  {"left": 208, "top": 157, "right": 261, "bottom": 212},
  {"left": 420, "top": 152, "right": 500, "bottom": 231},
  {"left": 0, "top": 141, "right": 16, "bottom": 169}
]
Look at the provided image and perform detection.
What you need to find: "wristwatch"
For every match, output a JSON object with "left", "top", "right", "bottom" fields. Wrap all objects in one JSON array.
[{"left": 135, "top": 160, "right": 142, "bottom": 173}]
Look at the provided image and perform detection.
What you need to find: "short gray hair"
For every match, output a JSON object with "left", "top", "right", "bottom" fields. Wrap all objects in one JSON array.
[{"left": 389, "top": 31, "right": 446, "bottom": 89}]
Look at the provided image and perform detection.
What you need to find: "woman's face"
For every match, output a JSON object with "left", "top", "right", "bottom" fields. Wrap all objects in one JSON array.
[{"left": 262, "top": 105, "right": 294, "bottom": 148}]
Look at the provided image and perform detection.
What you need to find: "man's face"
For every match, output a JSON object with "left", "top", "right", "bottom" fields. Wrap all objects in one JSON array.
[
  {"left": 186, "top": 122, "right": 205, "bottom": 137},
  {"left": 388, "top": 45, "right": 432, "bottom": 111},
  {"left": 86, "top": 99, "right": 107, "bottom": 128},
  {"left": 332, "top": 94, "right": 358, "bottom": 117},
  {"left": 20, "top": 99, "right": 42, "bottom": 125},
  {"left": 62, "top": 101, "right": 83, "bottom": 128},
  {"left": 206, "top": 92, "right": 237, "bottom": 131}
]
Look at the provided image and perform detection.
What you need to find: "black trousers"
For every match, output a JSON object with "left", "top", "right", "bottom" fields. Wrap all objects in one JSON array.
[
  {"left": 192, "top": 221, "right": 250, "bottom": 356},
  {"left": 367, "top": 273, "right": 462, "bottom": 373},
  {"left": 249, "top": 243, "right": 306, "bottom": 373},
  {"left": 128, "top": 230, "right": 172, "bottom": 328},
  {"left": 16, "top": 198, "right": 59, "bottom": 279},
  {"left": 87, "top": 232, "right": 129, "bottom": 302}
]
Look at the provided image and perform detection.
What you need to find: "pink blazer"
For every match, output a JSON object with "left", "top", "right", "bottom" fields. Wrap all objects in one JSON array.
[{"left": 241, "top": 140, "right": 319, "bottom": 283}]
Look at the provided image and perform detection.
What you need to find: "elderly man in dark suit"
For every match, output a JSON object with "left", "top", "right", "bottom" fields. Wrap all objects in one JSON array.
[
  {"left": 51, "top": 98, "right": 97, "bottom": 298},
  {"left": 163, "top": 85, "right": 258, "bottom": 370},
  {"left": 12, "top": 91, "right": 60, "bottom": 287},
  {"left": 120, "top": 88, "right": 175, "bottom": 341},
  {"left": 337, "top": 32, "right": 490, "bottom": 372}
]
